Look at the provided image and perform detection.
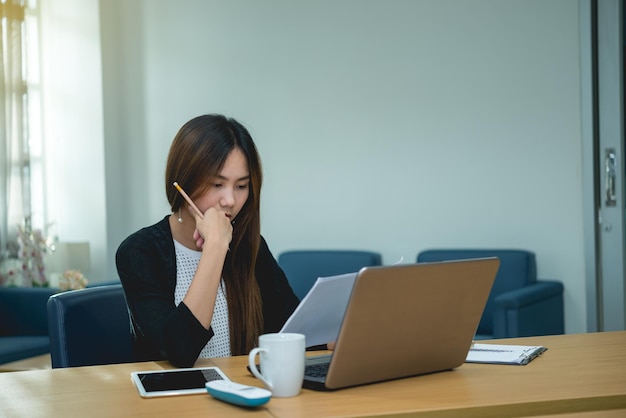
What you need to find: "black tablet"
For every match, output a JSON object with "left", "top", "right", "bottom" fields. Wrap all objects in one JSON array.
[{"left": 131, "top": 367, "right": 230, "bottom": 398}]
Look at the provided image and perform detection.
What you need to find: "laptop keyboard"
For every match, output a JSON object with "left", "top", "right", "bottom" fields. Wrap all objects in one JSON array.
[{"left": 305, "top": 362, "right": 330, "bottom": 378}]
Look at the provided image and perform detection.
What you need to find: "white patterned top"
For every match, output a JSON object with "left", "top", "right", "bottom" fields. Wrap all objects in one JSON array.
[{"left": 173, "top": 240, "right": 231, "bottom": 357}]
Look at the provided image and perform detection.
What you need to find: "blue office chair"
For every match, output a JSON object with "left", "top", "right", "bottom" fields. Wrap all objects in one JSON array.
[
  {"left": 47, "top": 284, "right": 134, "bottom": 368},
  {"left": 278, "top": 250, "right": 383, "bottom": 300},
  {"left": 417, "top": 249, "right": 564, "bottom": 339}
]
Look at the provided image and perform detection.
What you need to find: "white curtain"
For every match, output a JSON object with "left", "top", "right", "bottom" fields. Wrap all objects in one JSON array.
[{"left": 0, "top": 0, "right": 29, "bottom": 260}]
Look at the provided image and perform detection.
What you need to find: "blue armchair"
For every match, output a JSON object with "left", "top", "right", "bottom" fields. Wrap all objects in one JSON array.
[
  {"left": 416, "top": 249, "right": 564, "bottom": 339},
  {"left": 0, "top": 286, "right": 59, "bottom": 364},
  {"left": 278, "top": 250, "right": 383, "bottom": 300}
]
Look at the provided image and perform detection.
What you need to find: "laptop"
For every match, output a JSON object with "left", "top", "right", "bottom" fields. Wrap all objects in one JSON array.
[{"left": 301, "top": 257, "right": 500, "bottom": 390}]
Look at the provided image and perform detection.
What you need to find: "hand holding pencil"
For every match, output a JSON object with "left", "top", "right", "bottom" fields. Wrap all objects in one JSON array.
[{"left": 173, "top": 181, "right": 232, "bottom": 251}]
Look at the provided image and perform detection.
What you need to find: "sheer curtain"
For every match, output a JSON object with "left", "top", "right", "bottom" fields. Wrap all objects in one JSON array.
[
  {"left": 1, "top": 0, "right": 45, "bottom": 285},
  {"left": 0, "top": 0, "right": 30, "bottom": 261}
]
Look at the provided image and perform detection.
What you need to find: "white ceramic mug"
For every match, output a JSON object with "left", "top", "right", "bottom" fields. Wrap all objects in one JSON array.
[{"left": 248, "top": 333, "right": 305, "bottom": 397}]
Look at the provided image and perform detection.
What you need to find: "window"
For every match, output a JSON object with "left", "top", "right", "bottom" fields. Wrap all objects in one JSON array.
[{"left": 1, "top": 0, "right": 46, "bottom": 271}]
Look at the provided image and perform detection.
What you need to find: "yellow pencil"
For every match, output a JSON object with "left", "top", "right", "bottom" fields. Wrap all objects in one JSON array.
[{"left": 173, "top": 182, "right": 204, "bottom": 218}]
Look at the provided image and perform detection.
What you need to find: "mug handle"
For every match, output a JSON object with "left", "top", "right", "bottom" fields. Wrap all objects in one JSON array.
[{"left": 248, "top": 347, "right": 273, "bottom": 391}]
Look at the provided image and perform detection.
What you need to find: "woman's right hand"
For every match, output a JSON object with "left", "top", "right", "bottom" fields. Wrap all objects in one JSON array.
[{"left": 192, "top": 207, "right": 232, "bottom": 251}]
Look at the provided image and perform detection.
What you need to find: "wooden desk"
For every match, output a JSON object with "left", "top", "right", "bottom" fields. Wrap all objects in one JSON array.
[
  {"left": 0, "top": 354, "right": 51, "bottom": 372},
  {"left": 0, "top": 332, "right": 624, "bottom": 417}
]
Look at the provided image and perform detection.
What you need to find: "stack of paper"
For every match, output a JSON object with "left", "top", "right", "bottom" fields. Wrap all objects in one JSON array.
[{"left": 280, "top": 272, "right": 357, "bottom": 347}]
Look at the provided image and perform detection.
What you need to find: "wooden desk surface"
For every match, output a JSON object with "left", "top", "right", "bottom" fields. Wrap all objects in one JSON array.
[
  {"left": 0, "top": 354, "right": 51, "bottom": 372},
  {"left": 0, "top": 331, "right": 624, "bottom": 418}
]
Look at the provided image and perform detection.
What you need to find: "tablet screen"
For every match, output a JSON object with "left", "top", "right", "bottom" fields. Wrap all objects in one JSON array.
[{"left": 131, "top": 367, "right": 230, "bottom": 398}]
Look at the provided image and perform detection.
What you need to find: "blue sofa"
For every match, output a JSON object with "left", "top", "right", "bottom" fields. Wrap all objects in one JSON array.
[
  {"left": 0, "top": 286, "right": 58, "bottom": 364},
  {"left": 278, "top": 250, "right": 383, "bottom": 300},
  {"left": 417, "top": 249, "right": 565, "bottom": 339}
]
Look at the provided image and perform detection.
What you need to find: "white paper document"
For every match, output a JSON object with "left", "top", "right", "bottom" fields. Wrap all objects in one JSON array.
[
  {"left": 465, "top": 343, "right": 548, "bottom": 365},
  {"left": 280, "top": 272, "right": 357, "bottom": 347}
]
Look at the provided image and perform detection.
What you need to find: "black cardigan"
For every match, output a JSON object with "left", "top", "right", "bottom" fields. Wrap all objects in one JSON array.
[{"left": 115, "top": 216, "right": 300, "bottom": 367}]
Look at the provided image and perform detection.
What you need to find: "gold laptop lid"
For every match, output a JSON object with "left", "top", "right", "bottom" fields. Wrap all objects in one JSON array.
[{"left": 324, "top": 258, "right": 499, "bottom": 390}]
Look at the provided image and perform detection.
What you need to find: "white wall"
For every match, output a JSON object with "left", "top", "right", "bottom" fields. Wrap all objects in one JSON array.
[
  {"left": 40, "top": 0, "right": 106, "bottom": 283},
  {"left": 100, "top": 0, "right": 587, "bottom": 333}
]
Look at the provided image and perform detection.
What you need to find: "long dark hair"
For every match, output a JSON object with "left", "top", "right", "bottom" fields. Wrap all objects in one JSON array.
[{"left": 165, "top": 114, "right": 263, "bottom": 354}]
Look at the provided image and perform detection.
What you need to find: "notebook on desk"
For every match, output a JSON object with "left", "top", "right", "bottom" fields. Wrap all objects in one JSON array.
[{"left": 301, "top": 258, "right": 500, "bottom": 390}]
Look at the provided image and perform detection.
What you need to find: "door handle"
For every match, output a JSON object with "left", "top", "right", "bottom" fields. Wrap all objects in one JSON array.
[{"left": 605, "top": 148, "right": 617, "bottom": 207}]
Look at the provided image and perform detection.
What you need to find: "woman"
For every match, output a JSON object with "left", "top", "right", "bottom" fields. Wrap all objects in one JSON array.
[{"left": 116, "top": 114, "right": 300, "bottom": 367}]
